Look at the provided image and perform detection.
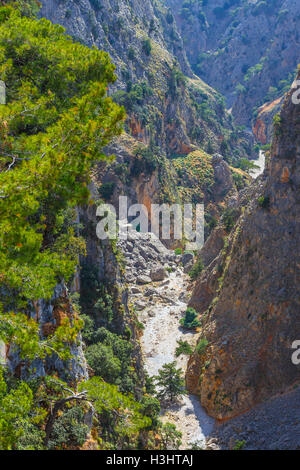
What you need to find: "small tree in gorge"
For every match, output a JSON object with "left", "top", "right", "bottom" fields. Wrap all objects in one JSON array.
[
  {"left": 158, "top": 422, "right": 182, "bottom": 450},
  {"left": 154, "top": 362, "right": 187, "bottom": 403}
]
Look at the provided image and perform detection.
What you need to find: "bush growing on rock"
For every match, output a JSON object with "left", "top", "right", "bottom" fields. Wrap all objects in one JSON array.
[
  {"left": 175, "top": 340, "right": 193, "bottom": 357},
  {"left": 140, "top": 396, "right": 161, "bottom": 427},
  {"left": 85, "top": 343, "right": 122, "bottom": 382},
  {"left": 79, "top": 377, "right": 152, "bottom": 447},
  {"left": 142, "top": 38, "right": 152, "bottom": 56},
  {"left": 180, "top": 308, "right": 201, "bottom": 330},
  {"left": 47, "top": 406, "right": 89, "bottom": 450},
  {"left": 258, "top": 195, "right": 270, "bottom": 209},
  {"left": 188, "top": 257, "right": 204, "bottom": 280},
  {"left": 83, "top": 321, "right": 136, "bottom": 393},
  {"left": 99, "top": 182, "right": 115, "bottom": 201},
  {"left": 128, "top": 47, "right": 135, "bottom": 61},
  {"left": 237, "top": 158, "right": 260, "bottom": 174},
  {"left": 158, "top": 422, "right": 182, "bottom": 450},
  {"left": 130, "top": 145, "right": 158, "bottom": 176},
  {"left": 222, "top": 207, "right": 238, "bottom": 232},
  {"left": 196, "top": 338, "right": 209, "bottom": 355},
  {"left": 233, "top": 439, "right": 246, "bottom": 450}
]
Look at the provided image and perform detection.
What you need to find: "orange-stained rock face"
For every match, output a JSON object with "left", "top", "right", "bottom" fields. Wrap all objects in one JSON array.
[
  {"left": 136, "top": 172, "right": 159, "bottom": 218},
  {"left": 53, "top": 301, "right": 73, "bottom": 326},
  {"left": 41, "top": 294, "right": 74, "bottom": 337},
  {"left": 166, "top": 121, "right": 194, "bottom": 155},
  {"left": 253, "top": 119, "right": 267, "bottom": 145},
  {"left": 253, "top": 97, "right": 284, "bottom": 145},
  {"left": 128, "top": 116, "right": 150, "bottom": 145},
  {"left": 186, "top": 351, "right": 202, "bottom": 395},
  {"left": 281, "top": 166, "right": 290, "bottom": 183}
]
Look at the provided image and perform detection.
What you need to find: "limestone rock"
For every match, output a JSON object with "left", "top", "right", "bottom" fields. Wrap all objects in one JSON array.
[
  {"left": 137, "top": 275, "right": 152, "bottom": 285},
  {"left": 150, "top": 266, "right": 167, "bottom": 281},
  {"left": 181, "top": 252, "right": 194, "bottom": 266},
  {"left": 135, "top": 300, "right": 147, "bottom": 311}
]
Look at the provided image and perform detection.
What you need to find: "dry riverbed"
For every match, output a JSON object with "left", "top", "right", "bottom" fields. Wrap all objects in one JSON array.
[
  {"left": 138, "top": 270, "right": 214, "bottom": 449},
  {"left": 118, "top": 226, "right": 214, "bottom": 448}
]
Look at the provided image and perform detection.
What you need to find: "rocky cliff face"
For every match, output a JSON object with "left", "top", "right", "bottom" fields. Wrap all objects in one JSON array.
[
  {"left": 39, "top": 0, "right": 254, "bottom": 161},
  {"left": 253, "top": 96, "right": 284, "bottom": 145},
  {"left": 186, "top": 72, "right": 300, "bottom": 420},
  {"left": 37, "top": 0, "right": 258, "bottom": 259},
  {"left": 6, "top": 282, "right": 88, "bottom": 383},
  {"left": 38, "top": 0, "right": 257, "bottom": 248},
  {"left": 165, "top": 0, "right": 300, "bottom": 127}
]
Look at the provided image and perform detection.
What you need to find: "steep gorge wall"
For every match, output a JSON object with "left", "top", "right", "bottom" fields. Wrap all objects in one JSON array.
[
  {"left": 186, "top": 72, "right": 300, "bottom": 420},
  {"left": 165, "top": 0, "right": 300, "bottom": 127},
  {"left": 252, "top": 96, "right": 284, "bottom": 145}
]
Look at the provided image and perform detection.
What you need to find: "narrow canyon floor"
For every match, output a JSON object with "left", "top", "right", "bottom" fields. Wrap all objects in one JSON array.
[
  {"left": 250, "top": 150, "right": 266, "bottom": 178},
  {"left": 139, "top": 270, "right": 214, "bottom": 449},
  {"left": 118, "top": 225, "right": 214, "bottom": 449}
]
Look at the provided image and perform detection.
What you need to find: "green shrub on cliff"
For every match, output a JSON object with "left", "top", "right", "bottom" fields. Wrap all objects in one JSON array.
[
  {"left": 47, "top": 406, "right": 89, "bottom": 450},
  {"left": 131, "top": 145, "right": 158, "bottom": 176},
  {"left": 188, "top": 257, "right": 204, "bottom": 280},
  {"left": 175, "top": 340, "right": 193, "bottom": 357},
  {"left": 79, "top": 377, "right": 152, "bottom": 446},
  {"left": 196, "top": 338, "right": 209, "bottom": 355},
  {"left": 180, "top": 307, "right": 201, "bottom": 330},
  {"left": 258, "top": 195, "right": 270, "bottom": 209},
  {"left": 142, "top": 38, "right": 152, "bottom": 56},
  {"left": 99, "top": 182, "right": 115, "bottom": 201},
  {"left": 158, "top": 422, "right": 182, "bottom": 450},
  {"left": 222, "top": 207, "right": 239, "bottom": 232},
  {"left": 0, "top": 368, "right": 37, "bottom": 450},
  {"left": 86, "top": 343, "right": 122, "bottom": 382}
]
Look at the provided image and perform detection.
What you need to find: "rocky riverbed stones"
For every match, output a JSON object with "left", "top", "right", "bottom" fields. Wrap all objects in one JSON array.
[{"left": 150, "top": 266, "right": 167, "bottom": 281}]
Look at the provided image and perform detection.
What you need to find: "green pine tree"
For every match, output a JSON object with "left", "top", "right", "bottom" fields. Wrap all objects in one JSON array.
[{"left": 155, "top": 362, "right": 187, "bottom": 403}]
